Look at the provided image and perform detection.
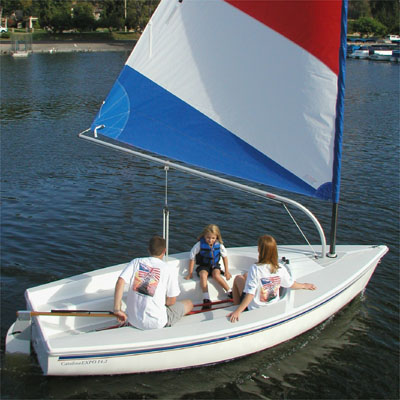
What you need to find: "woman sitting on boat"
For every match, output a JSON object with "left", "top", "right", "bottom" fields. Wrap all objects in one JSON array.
[{"left": 228, "top": 235, "right": 316, "bottom": 323}]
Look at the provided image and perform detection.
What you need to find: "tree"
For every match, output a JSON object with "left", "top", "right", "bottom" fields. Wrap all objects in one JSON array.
[
  {"left": 353, "top": 16, "right": 387, "bottom": 37},
  {"left": 126, "top": 0, "right": 159, "bottom": 32},
  {"left": 35, "top": 0, "right": 73, "bottom": 33},
  {"left": 348, "top": 0, "right": 371, "bottom": 19},
  {"left": 72, "top": 1, "right": 96, "bottom": 32},
  {"left": 97, "top": 0, "right": 124, "bottom": 31},
  {"left": 370, "top": 0, "right": 399, "bottom": 34}
]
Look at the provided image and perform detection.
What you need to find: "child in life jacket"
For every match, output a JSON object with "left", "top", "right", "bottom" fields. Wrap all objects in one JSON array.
[{"left": 185, "top": 224, "right": 232, "bottom": 309}]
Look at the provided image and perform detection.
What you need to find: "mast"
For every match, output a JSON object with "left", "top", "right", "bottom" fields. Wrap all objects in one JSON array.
[
  {"left": 328, "top": 203, "right": 338, "bottom": 257},
  {"left": 328, "top": 0, "right": 348, "bottom": 258}
]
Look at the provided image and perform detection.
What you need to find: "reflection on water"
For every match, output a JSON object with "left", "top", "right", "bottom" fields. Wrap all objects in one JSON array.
[{"left": 1, "top": 54, "right": 399, "bottom": 399}]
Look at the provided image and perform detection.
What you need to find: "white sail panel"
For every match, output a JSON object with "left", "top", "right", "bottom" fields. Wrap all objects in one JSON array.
[
  {"left": 92, "top": 0, "right": 346, "bottom": 200},
  {"left": 127, "top": 0, "right": 338, "bottom": 193}
]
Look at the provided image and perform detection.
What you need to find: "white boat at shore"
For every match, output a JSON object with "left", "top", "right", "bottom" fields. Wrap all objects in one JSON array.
[
  {"left": 6, "top": 0, "right": 388, "bottom": 376},
  {"left": 386, "top": 34, "right": 400, "bottom": 43},
  {"left": 348, "top": 46, "right": 370, "bottom": 59},
  {"left": 11, "top": 50, "right": 30, "bottom": 58},
  {"left": 369, "top": 49, "right": 393, "bottom": 61}
]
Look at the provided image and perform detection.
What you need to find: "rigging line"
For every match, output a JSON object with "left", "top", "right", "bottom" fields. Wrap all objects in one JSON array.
[
  {"left": 162, "top": 164, "right": 318, "bottom": 258},
  {"left": 78, "top": 129, "right": 327, "bottom": 258},
  {"left": 164, "top": 164, "right": 169, "bottom": 209},
  {"left": 282, "top": 203, "right": 318, "bottom": 258}
]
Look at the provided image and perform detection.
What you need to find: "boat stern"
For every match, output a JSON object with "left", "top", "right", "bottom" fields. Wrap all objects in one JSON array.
[{"left": 5, "top": 311, "right": 32, "bottom": 355}]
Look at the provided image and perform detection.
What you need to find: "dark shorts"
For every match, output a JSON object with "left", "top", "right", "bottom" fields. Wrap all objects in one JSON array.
[
  {"left": 196, "top": 264, "right": 222, "bottom": 277},
  {"left": 241, "top": 292, "right": 249, "bottom": 312}
]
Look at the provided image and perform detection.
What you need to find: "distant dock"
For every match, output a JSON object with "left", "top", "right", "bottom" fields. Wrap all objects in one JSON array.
[{"left": 0, "top": 40, "right": 136, "bottom": 55}]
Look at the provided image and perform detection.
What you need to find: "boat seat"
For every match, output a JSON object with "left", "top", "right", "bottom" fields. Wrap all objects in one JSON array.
[{"left": 34, "top": 289, "right": 116, "bottom": 312}]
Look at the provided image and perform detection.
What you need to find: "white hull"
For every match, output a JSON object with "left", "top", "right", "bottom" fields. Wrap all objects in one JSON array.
[
  {"left": 6, "top": 244, "right": 388, "bottom": 376},
  {"left": 348, "top": 50, "right": 369, "bottom": 59},
  {"left": 11, "top": 51, "right": 30, "bottom": 57},
  {"left": 369, "top": 50, "right": 392, "bottom": 61}
]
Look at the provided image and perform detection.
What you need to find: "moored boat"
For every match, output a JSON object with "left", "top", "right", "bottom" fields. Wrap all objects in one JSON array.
[
  {"left": 348, "top": 46, "right": 370, "bottom": 59},
  {"left": 369, "top": 49, "right": 393, "bottom": 61},
  {"left": 346, "top": 44, "right": 360, "bottom": 57},
  {"left": 386, "top": 34, "right": 400, "bottom": 43},
  {"left": 11, "top": 50, "right": 30, "bottom": 57}
]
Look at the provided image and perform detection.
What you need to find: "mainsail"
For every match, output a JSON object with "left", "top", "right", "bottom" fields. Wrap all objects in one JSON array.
[{"left": 91, "top": 0, "right": 347, "bottom": 202}]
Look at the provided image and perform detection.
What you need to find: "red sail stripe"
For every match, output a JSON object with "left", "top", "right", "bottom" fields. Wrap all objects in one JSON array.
[{"left": 225, "top": 0, "right": 343, "bottom": 75}]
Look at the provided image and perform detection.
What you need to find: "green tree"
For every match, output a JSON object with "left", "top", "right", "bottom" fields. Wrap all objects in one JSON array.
[
  {"left": 96, "top": 0, "right": 124, "bottom": 31},
  {"left": 126, "top": 0, "right": 159, "bottom": 32},
  {"left": 353, "top": 16, "right": 387, "bottom": 37},
  {"left": 370, "top": 0, "right": 399, "bottom": 34},
  {"left": 348, "top": 0, "right": 371, "bottom": 19},
  {"left": 36, "top": 0, "right": 72, "bottom": 33},
  {"left": 0, "top": 0, "right": 22, "bottom": 15},
  {"left": 72, "top": 1, "right": 96, "bottom": 32}
]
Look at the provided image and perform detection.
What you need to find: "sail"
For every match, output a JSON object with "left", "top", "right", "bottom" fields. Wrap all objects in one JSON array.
[{"left": 91, "top": 0, "right": 347, "bottom": 202}]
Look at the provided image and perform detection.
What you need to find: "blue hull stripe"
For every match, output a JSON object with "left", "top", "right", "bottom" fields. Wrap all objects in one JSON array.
[{"left": 57, "top": 271, "right": 366, "bottom": 361}]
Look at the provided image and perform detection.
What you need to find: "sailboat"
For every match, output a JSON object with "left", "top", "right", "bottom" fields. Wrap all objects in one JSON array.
[{"left": 6, "top": 0, "right": 388, "bottom": 376}]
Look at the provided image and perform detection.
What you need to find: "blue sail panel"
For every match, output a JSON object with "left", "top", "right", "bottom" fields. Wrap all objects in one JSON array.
[{"left": 92, "top": 67, "right": 326, "bottom": 199}]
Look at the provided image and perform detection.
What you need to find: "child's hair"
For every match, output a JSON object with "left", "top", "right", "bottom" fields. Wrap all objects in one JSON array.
[
  {"left": 257, "top": 235, "right": 279, "bottom": 273},
  {"left": 198, "top": 224, "right": 223, "bottom": 244},
  {"left": 148, "top": 235, "right": 166, "bottom": 256}
]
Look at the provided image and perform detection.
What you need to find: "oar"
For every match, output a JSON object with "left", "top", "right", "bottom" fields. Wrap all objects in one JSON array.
[
  {"left": 52, "top": 309, "right": 112, "bottom": 313},
  {"left": 188, "top": 304, "right": 233, "bottom": 315},
  {"left": 192, "top": 298, "right": 233, "bottom": 308},
  {"left": 17, "top": 300, "right": 234, "bottom": 318},
  {"left": 17, "top": 310, "right": 116, "bottom": 318}
]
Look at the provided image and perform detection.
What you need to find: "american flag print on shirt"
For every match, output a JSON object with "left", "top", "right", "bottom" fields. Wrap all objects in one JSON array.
[
  {"left": 132, "top": 262, "right": 160, "bottom": 297},
  {"left": 260, "top": 276, "right": 281, "bottom": 303}
]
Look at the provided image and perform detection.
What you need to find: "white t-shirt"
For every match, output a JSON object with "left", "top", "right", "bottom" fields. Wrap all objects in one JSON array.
[
  {"left": 244, "top": 263, "right": 294, "bottom": 310},
  {"left": 189, "top": 241, "right": 228, "bottom": 261},
  {"left": 119, "top": 256, "right": 180, "bottom": 329}
]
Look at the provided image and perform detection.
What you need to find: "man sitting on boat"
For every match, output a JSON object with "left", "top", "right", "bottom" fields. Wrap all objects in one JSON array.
[{"left": 113, "top": 236, "right": 193, "bottom": 329}]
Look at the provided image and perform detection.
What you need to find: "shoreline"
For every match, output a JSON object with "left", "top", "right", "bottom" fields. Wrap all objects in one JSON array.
[{"left": 0, "top": 40, "right": 136, "bottom": 55}]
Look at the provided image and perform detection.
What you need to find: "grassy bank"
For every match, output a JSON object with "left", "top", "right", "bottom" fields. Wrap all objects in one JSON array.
[{"left": 0, "top": 29, "right": 140, "bottom": 42}]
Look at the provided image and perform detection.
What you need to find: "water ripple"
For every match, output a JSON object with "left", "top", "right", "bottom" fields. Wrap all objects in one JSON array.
[{"left": 1, "top": 53, "right": 398, "bottom": 399}]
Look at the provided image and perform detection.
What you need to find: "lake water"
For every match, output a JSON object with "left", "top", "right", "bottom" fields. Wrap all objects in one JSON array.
[{"left": 1, "top": 52, "right": 399, "bottom": 399}]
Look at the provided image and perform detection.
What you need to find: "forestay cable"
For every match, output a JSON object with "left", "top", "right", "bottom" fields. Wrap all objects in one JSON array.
[{"left": 282, "top": 203, "right": 318, "bottom": 258}]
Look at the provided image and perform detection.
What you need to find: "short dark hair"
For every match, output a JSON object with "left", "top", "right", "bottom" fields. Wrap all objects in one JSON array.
[{"left": 148, "top": 236, "right": 166, "bottom": 256}]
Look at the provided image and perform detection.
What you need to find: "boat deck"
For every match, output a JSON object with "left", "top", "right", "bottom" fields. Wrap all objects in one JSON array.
[
  {"left": 10, "top": 244, "right": 387, "bottom": 375},
  {"left": 26, "top": 246, "right": 327, "bottom": 337},
  {"left": 24, "top": 245, "right": 385, "bottom": 349}
]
